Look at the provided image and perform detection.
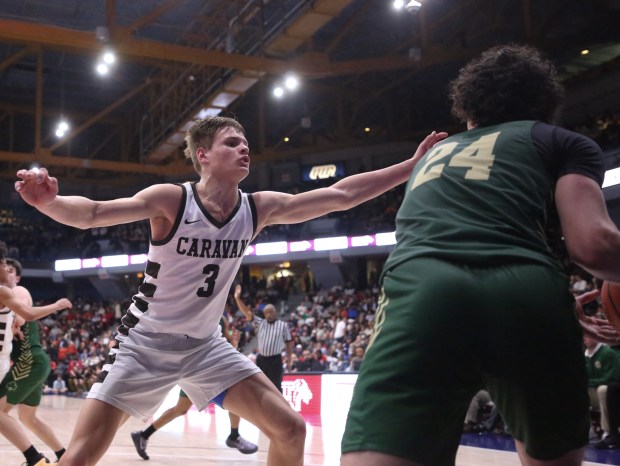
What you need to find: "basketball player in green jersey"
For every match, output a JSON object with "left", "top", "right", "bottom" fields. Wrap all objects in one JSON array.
[{"left": 341, "top": 44, "right": 620, "bottom": 466}]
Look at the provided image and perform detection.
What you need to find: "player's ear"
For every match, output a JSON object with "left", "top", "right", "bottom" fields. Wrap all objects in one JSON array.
[{"left": 196, "top": 146, "right": 208, "bottom": 163}]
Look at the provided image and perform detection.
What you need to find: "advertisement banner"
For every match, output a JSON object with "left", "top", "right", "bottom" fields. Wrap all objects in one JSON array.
[{"left": 282, "top": 374, "right": 323, "bottom": 425}]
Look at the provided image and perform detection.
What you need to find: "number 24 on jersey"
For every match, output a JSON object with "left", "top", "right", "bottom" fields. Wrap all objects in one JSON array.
[{"left": 410, "top": 132, "right": 500, "bottom": 191}]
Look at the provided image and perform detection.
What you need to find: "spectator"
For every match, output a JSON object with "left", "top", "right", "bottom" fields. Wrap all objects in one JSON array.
[
  {"left": 51, "top": 374, "right": 68, "bottom": 395},
  {"left": 594, "top": 382, "right": 620, "bottom": 449},
  {"left": 334, "top": 314, "right": 347, "bottom": 343},
  {"left": 463, "top": 390, "right": 493, "bottom": 433},
  {"left": 294, "top": 349, "right": 313, "bottom": 372},
  {"left": 346, "top": 346, "right": 365, "bottom": 373},
  {"left": 307, "top": 349, "right": 327, "bottom": 372},
  {"left": 585, "top": 334, "right": 620, "bottom": 441}
]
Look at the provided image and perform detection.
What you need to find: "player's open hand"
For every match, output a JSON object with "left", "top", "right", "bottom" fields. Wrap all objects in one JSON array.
[
  {"left": 411, "top": 130, "right": 449, "bottom": 165},
  {"left": 15, "top": 167, "right": 59, "bottom": 208},
  {"left": 55, "top": 298, "right": 73, "bottom": 312},
  {"left": 575, "top": 290, "right": 620, "bottom": 345}
]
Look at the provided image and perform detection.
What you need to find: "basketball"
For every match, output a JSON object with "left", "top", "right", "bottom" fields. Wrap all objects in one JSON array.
[{"left": 601, "top": 281, "right": 620, "bottom": 331}]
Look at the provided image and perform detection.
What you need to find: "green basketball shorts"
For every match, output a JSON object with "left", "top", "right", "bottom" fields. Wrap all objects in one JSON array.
[
  {"left": 342, "top": 257, "right": 589, "bottom": 465},
  {"left": 0, "top": 350, "right": 50, "bottom": 406}
]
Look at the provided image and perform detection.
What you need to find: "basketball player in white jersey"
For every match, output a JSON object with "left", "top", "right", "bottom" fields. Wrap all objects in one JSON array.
[
  {"left": 0, "top": 253, "right": 27, "bottom": 384},
  {"left": 0, "top": 247, "right": 72, "bottom": 466},
  {"left": 0, "top": 297, "right": 20, "bottom": 382},
  {"left": 15, "top": 116, "right": 446, "bottom": 466}
]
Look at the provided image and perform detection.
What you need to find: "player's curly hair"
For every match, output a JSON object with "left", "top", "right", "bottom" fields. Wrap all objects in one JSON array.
[
  {"left": 449, "top": 44, "right": 565, "bottom": 127},
  {"left": 184, "top": 116, "right": 245, "bottom": 175}
]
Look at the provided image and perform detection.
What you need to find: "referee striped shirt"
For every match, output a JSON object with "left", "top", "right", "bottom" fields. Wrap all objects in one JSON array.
[{"left": 253, "top": 315, "right": 291, "bottom": 357}]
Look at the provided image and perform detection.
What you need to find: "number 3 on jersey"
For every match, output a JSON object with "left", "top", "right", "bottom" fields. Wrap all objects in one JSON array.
[
  {"left": 197, "top": 264, "right": 220, "bottom": 298},
  {"left": 410, "top": 132, "right": 500, "bottom": 191}
]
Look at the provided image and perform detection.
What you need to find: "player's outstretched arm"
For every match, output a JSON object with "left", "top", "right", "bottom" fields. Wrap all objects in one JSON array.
[
  {"left": 254, "top": 131, "right": 447, "bottom": 229},
  {"left": 0, "top": 287, "right": 72, "bottom": 321},
  {"left": 15, "top": 167, "right": 180, "bottom": 229}
]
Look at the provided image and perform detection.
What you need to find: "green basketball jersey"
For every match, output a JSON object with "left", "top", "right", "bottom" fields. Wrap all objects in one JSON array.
[
  {"left": 11, "top": 320, "right": 43, "bottom": 361},
  {"left": 386, "top": 120, "right": 596, "bottom": 273}
]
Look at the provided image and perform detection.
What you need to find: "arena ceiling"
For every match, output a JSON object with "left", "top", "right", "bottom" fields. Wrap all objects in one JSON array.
[{"left": 0, "top": 0, "right": 619, "bottom": 188}]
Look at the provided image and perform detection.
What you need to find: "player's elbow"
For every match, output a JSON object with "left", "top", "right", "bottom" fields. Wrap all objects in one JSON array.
[
  {"left": 567, "top": 243, "right": 604, "bottom": 271},
  {"left": 15, "top": 310, "right": 36, "bottom": 321},
  {"left": 566, "top": 224, "right": 620, "bottom": 273},
  {"left": 73, "top": 202, "right": 101, "bottom": 229},
  {"left": 338, "top": 188, "right": 361, "bottom": 210},
  {"left": 77, "top": 211, "right": 98, "bottom": 229},
  {"left": 66, "top": 212, "right": 95, "bottom": 230}
]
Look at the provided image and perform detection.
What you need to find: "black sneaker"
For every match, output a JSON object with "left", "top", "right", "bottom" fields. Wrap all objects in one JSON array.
[
  {"left": 594, "top": 434, "right": 620, "bottom": 450},
  {"left": 131, "top": 431, "right": 150, "bottom": 460},
  {"left": 226, "top": 435, "right": 258, "bottom": 454},
  {"left": 22, "top": 458, "right": 52, "bottom": 466}
]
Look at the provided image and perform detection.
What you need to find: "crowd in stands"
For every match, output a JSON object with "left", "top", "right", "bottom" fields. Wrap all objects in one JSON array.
[
  {"left": 25, "top": 281, "right": 379, "bottom": 398},
  {"left": 568, "top": 110, "right": 620, "bottom": 151},
  {"left": 230, "top": 280, "right": 380, "bottom": 373},
  {"left": 0, "top": 208, "right": 150, "bottom": 264},
  {"left": 0, "top": 187, "right": 399, "bottom": 263},
  {"left": 26, "top": 274, "right": 379, "bottom": 395},
  {"left": 37, "top": 298, "right": 126, "bottom": 396},
  {"left": 253, "top": 184, "right": 403, "bottom": 244}
]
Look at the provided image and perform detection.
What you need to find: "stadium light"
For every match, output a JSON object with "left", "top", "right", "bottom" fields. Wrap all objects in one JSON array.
[{"left": 54, "top": 119, "right": 70, "bottom": 138}]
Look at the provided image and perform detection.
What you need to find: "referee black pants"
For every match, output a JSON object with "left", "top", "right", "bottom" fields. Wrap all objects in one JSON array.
[{"left": 256, "top": 354, "right": 283, "bottom": 393}]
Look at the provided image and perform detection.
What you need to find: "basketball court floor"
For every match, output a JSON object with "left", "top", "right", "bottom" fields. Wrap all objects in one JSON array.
[{"left": 2, "top": 393, "right": 620, "bottom": 465}]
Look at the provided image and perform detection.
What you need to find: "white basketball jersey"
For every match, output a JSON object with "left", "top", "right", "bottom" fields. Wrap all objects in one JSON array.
[
  {"left": 0, "top": 287, "right": 14, "bottom": 356},
  {"left": 118, "top": 182, "right": 256, "bottom": 339}
]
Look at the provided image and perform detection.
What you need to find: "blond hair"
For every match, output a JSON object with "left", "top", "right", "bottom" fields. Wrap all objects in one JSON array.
[{"left": 184, "top": 116, "right": 245, "bottom": 175}]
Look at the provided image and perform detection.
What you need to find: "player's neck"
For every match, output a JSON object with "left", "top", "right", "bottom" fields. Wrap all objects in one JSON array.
[{"left": 195, "top": 178, "right": 240, "bottom": 219}]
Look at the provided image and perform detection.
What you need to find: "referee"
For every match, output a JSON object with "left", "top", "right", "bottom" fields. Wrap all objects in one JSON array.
[{"left": 234, "top": 284, "right": 292, "bottom": 392}]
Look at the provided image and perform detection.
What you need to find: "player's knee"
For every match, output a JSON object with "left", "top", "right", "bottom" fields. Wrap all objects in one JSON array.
[{"left": 274, "top": 410, "right": 306, "bottom": 444}]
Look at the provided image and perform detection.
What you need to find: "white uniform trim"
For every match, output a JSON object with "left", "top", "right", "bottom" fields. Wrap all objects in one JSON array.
[
  {"left": 0, "top": 289, "right": 14, "bottom": 382},
  {"left": 88, "top": 183, "right": 260, "bottom": 418},
  {"left": 119, "top": 182, "right": 256, "bottom": 339},
  {"left": 0, "top": 288, "right": 14, "bottom": 356}
]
